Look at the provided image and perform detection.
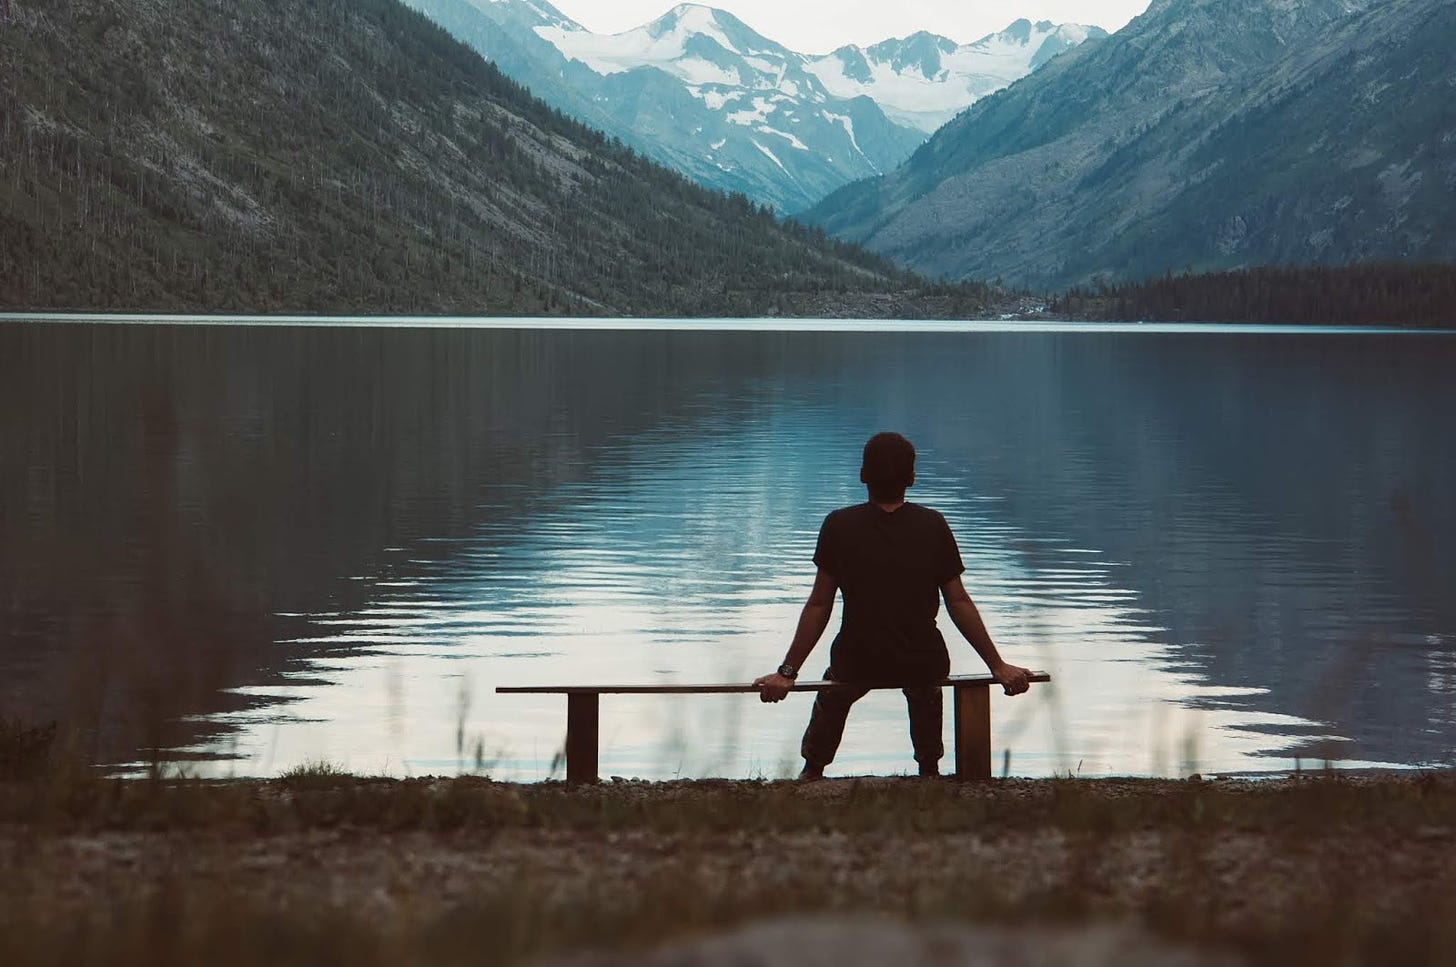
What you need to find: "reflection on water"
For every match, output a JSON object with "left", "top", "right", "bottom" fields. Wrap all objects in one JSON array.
[{"left": 2, "top": 322, "right": 1453, "bottom": 777}]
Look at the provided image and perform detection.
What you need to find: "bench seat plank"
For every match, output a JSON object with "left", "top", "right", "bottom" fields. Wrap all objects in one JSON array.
[
  {"left": 497, "top": 672, "right": 1050, "bottom": 696},
  {"left": 498, "top": 673, "right": 1051, "bottom": 782}
]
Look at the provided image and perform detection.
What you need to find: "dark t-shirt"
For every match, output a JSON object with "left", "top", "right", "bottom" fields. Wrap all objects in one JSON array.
[{"left": 812, "top": 501, "right": 965, "bottom": 685}]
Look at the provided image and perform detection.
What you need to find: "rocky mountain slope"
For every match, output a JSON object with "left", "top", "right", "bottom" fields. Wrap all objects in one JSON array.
[
  {"left": 0, "top": 0, "right": 943, "bottom": 315},
  {"left": 403, "top": 0, "right": 1100, "bottom": 212},
  {"left": 803, "top": 0, "right": 1456, "bottom": 290}
]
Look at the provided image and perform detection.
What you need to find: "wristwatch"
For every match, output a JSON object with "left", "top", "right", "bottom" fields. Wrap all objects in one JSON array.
[{"left": 777, "top": 663, "right": 799, "bottom": 680}]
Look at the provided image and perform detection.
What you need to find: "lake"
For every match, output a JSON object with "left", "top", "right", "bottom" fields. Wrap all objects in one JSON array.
[{"left": 2, "top": 318, "right": 1453, "bottom": 779}]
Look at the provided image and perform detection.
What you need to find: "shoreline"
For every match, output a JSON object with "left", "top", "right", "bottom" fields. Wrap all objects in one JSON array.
[{"left": 3, "top": 311, "right": 1451, "bottom": 334}]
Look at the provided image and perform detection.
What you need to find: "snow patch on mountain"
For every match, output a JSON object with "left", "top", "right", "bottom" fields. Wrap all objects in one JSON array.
[
  {"left": 820, "top": 110, "right": 870, "bottom": 168},
  {"left": 691, "top": 87, "right": 741, "bottom": 110},
  {"left": 726, "top": 96, "right": 775, "bottom": 126},
  {"left": 759, "top": 125, "right": 808, "bottom": 150},
  {"left": 751, "top": 138, "right": 789, "bottom": 175}
]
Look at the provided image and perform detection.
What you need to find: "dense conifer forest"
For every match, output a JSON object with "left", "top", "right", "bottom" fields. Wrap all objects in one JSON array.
[
  {"left": 0, "top": 0, "right": 991, "bottom": 316},
  {"left": 1050, "top": 265, "right": 1456, "bottom": 328}
]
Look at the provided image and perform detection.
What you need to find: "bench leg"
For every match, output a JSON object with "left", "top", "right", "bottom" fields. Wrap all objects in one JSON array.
[
  {"left": 954, "top": 683, "right": 991, "bottom": 780},
  {"left": 565, "top": 692, "right": 599, "bottom": 784}
]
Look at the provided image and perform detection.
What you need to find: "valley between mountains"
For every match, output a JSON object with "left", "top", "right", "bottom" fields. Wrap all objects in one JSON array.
[{"left": 404, "top": 0, "right": 1103, "bottom": 213}]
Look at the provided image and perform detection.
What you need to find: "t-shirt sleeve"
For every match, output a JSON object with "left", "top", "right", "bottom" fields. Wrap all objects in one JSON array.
[
  {"left": 811, "top": 512, "right": 837, "bottom": 576},
  {"left": 935, "top": 513, "right": 966, "bottom": 586}
]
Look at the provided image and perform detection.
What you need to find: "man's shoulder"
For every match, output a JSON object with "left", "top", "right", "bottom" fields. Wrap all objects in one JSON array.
[
  {"left": 903, "top": 502, "right": 948, "bottom": 524},
  {"left": 904, "top": 504, "right": 957, "bottom": 541}
]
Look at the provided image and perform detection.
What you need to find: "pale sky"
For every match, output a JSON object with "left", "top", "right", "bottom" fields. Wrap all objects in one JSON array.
[{"left": 547, "top": 1, "right": 1153, "bottom": 52}]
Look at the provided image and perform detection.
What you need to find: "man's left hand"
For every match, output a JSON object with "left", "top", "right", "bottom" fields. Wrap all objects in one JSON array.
[{"left": 753, "top": 673, "right": 795, "bottom": 703}]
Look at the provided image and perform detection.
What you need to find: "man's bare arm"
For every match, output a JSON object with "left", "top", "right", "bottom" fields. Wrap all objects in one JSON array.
[
  {"left": 942, "top": 575, "right": 1032, "bottom": 695},
  {"left": 754, "top": 568, "right": 837, "bottom": 702}
]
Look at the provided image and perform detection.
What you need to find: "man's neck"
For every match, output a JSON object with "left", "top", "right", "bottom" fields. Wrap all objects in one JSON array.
[{"left": 871, "top": 499, "right": 905, "bottom": 513}]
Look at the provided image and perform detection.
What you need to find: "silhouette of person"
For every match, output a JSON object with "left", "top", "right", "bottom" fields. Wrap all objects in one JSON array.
[{"left": 754, "top": 432, "right": 1032, "bottom": 779}]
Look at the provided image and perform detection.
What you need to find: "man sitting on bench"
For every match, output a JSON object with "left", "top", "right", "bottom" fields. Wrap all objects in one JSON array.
[{"left": 754, "top": 432, "right": 1033, "bottom": 780}]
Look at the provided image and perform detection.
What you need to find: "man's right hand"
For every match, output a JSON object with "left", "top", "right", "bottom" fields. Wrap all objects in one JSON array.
[
  {"left": 753, "top": 673, "right": 795, "bottom": 703},
  {"left": 992, "top": 662, "right": 1033, "bottom": 696}
]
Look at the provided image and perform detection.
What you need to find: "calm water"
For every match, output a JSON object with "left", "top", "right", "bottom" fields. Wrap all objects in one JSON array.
[{"left": 2, "top": 320, "right": 1453, "bottom": 778}]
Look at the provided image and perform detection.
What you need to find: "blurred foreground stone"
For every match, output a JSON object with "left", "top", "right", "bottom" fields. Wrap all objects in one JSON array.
[{"left": 549, "top": 916, "right": 1237, "bottom": 967}]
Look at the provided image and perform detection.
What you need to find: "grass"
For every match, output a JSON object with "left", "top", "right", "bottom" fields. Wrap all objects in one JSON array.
[
  {"left": 278, "top": 758, "right": 353, "bottom": 788},
  {"left": 5, "top": 759, "right": 1456, "bottom": 834},
  {"left": 0, "top": 718, "right": 58, "bottom": 780},
  {"left": 1, "top": 760, "right": 1454, "bottom": 966}
]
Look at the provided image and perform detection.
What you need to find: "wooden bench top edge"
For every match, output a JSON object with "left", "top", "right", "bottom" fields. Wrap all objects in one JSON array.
[{"left": 497, "top": 672, "right": 1051, "bottom": 695}]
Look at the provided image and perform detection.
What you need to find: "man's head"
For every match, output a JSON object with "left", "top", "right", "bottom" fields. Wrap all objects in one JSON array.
[{"left": 860, "top": 432, "right": 916, "bottom": 504}]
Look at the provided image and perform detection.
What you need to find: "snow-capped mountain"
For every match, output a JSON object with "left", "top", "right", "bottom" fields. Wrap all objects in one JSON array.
[
  {"left": 404, "top": 0, "right": 1103, "bottom": 211},
  {"left": 806, "top": 20, "right": 1108, "bottom": 132},
  {"left": 533, "top": 4, "right": 928, "bottom": 203}
]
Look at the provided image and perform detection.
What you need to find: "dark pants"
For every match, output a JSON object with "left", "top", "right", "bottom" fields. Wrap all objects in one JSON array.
[{"left": 799, "top": 668, "right": 944, "bottom": 768}]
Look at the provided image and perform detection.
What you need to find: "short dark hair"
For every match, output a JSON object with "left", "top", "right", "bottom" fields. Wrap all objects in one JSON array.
[{"left": 861, "top": 432, "right": 915, "bottom": 502}]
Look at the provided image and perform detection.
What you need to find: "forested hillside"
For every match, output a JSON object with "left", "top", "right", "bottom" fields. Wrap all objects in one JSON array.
[
  {"left": 1051, "top": 265, "right": 1456, "bottom": 328},
  {"left": 0, "top": 0, "right": 968, "bottom": 316}
]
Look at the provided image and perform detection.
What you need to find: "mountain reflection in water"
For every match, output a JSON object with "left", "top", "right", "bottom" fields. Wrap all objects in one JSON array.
[{"left": 2, "top": 322, "right": 1452, "bottom": 777}]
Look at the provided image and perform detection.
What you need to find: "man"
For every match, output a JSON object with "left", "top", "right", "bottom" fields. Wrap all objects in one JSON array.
[{"left": 754, "top": 432, "right": 1032, "bottom": 779}]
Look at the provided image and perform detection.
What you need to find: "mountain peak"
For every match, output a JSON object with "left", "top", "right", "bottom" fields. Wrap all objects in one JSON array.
[
  {"left": 472, "top": 0, "right": 580, "bottom": 31},
  {"left": 862, "top": 31, "right": 958, "bottom": 80},
  {"left": 905, "top": 29, "right": 957, "bottom": 46},
  {"left": 647, "top": 3, "right": 710, "bottom": 38},
  {"left": 1001, "top": 18, "right": 1034, "bottom": 42},
  {"left": 865, "top": 30, "right": 956, "bottom": 53},
  {"left": 650, "top": 3, "right": 761, "bottom": 37},
  {"left": 1029, "top": 23, "right": 1108, "bottom": 70},
  {"left": 639, "top": 2, "right": 780, "bottom": 56},
  {"left": 652, "top": 3, "right": 717, "bottom": 30}
]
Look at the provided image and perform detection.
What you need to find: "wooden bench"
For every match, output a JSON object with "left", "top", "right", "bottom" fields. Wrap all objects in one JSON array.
[{"left": 497, "top": 672, "right": 1051, "bottom": 783}]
